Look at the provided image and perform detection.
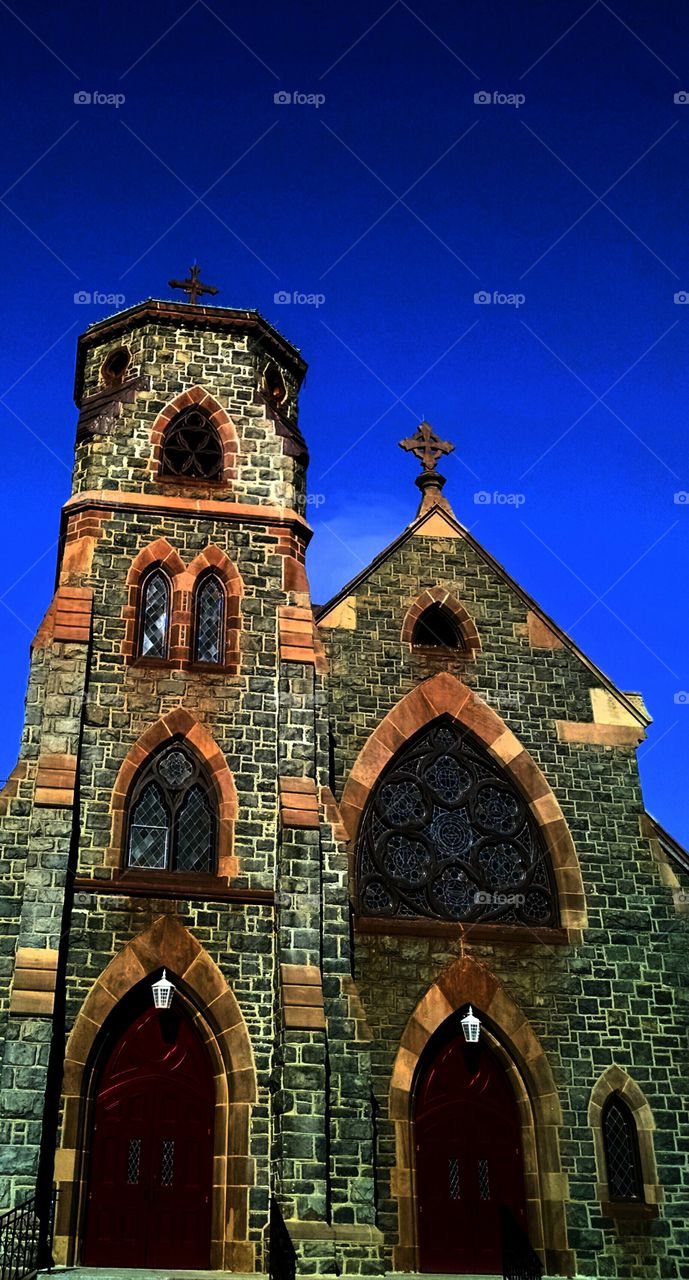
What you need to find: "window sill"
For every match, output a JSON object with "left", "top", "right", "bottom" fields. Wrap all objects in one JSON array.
[
  {"left": 156, "top": 475, "right": 228, "bottom": 489},
  {"left": 355, "top": 914, "right": 569, "bottom": 944},
  {"left": 601, "top": 1201, "right": 658, "bottom": 1221},
  {"left": 73, "top": 873, "right": 275, "bottom": 906},
  {"left": 128, "top": 656, "right": 239, "bottom": 674}
]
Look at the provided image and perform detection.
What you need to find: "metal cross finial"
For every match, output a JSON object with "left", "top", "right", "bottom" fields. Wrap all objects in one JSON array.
[
  {"left": 168, "top": 263, "right": 219, "bottom": 305},
  {"left": 399, "top": 420, "right": 454, "bottom": 473}
]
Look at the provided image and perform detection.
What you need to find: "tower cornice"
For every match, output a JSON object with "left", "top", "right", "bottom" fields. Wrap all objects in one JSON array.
[{"left": 74, "top": 298, "right": 307, "bottom": 404}]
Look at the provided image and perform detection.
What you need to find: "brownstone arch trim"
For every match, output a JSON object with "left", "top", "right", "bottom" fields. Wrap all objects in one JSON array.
[
  {"left": 181, "top": 544, "right": 244, "bottom": 672},
  {"left": 54, "top": 915, "right": 257, "bottom": 1271},
  {"left": 388, "top": 954, "right": 574, "bottom": 1277},
  {"left": 150, "top": 384, "right": 239, "bottom": 481},
  {"left": 588, "top": 1067, "right": 663, "bottom": 1213},
  {"left": 401, "top": 587, "right": 481, "bottom": 656},
  {"left": 122, "top": 536, "right": 185, "bottom": 661},
  {"left": 108, "top": 707, "right": 238, "bottom": 879},
  {"left": 340, "top": 671, "right": 586, "bottom": 932}
]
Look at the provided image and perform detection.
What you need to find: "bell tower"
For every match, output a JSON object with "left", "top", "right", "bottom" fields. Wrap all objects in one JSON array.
[{"left": 0, "top": 286, "right": 375, "bottom": 1271}]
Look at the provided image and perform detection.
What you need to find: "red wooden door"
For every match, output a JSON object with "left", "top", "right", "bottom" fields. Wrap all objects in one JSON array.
[
  {"left": 415, "top": 1031, "right": 527, "bottom": 1274},
  {"left": 83, "top": 1005, "right": 214, "bottom": 1269}
]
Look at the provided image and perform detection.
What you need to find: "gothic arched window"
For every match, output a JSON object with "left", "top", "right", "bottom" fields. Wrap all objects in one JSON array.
[
  {"left": 357, "top": 717, "right": 557, "bottom": 925},
  {"left": 412, "top": 604, "right": 463, "bottom": 649},
  {"left": 126, "top": 745, "right": 216, "bottom": 874},
  {"left": 160, "top": 407, "right": 223, "bottom": 479},
  {"left": 139, "top": 569, "right": 170, "bottom": 659},
  {"left": 193, "top": 574, "right": 225, "bottom": 665},
  {"left": 602, "top": 1095, "right": 643, "bottom": 1202}
]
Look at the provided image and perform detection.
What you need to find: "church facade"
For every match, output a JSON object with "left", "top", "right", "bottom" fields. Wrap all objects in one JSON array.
[{"left": 0, "top": 296, "right": 688, "bottom": 1280}]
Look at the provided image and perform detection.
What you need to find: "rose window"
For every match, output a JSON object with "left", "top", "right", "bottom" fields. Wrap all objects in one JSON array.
[{"left": 357, "top": 718, "right": 557, "bottom": 925}]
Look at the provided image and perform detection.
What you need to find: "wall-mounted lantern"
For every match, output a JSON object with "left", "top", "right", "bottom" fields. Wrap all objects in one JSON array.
[
  {"left": 152, "top": 969, "right": 175, "bottom": 1010},
  {"left": 461, "top": 1005, "right": 481, "bottom": 1043}
]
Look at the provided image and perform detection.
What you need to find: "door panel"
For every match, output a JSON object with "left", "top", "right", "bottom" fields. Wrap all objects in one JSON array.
[
  {"left": 83, "top": 1006, "right": 214, "bottom": 1269},
  {"left": 415, "top": 1033, "right": 528, "bottom": 1274}
]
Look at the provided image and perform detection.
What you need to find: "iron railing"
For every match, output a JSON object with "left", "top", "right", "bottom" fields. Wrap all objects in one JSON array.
[
  {"left": 500, "top": 1204, "right": 544, "bottom": 1280},
  {"left": 0, "top": 1193, "right": 54, "bottom": 1280},
  {"left": 269, "top": 1196, "right": 297, "bottom": 1280}
]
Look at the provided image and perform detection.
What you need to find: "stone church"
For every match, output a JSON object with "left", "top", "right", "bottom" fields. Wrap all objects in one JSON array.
[{"left": 0, "top": 290, "right": 687, "bottom": 1280}]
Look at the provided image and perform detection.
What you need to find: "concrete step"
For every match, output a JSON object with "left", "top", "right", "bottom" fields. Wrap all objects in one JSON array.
[{"left": 41, "top": 1271, "right": 262, "bottom": 1280}]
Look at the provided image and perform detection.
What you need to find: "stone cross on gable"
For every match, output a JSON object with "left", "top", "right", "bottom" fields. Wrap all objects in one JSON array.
[
  {"left": 168, "top": 264, "right": 219, "bottom": 306},
  {"left": 399, "top": 420, "right": 454, "bottom": 473}
]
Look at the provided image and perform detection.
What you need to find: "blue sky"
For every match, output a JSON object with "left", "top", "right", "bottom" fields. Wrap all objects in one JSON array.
[{"left": 1, "top": 1, "right": 687, "bottom": 841}]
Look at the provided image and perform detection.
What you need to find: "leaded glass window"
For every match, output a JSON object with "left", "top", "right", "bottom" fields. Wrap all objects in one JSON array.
[
  {"left": 160, "top": 408, "right": 222, "bottom": 479},
  {"left": 126, "top": 745, "right": 216, "bottom": 874},
  {"left": 140, "top": 570, "right": 170, "bottom": 658},
  {"left": 603, "top": 1095, "right": 643, "bottom": 1201},
  {"left": 357, "top": 717, "right": 557, "bottom": 925},
  {"left": 194, "top": 575, "right": 225, "bottom": 664}
]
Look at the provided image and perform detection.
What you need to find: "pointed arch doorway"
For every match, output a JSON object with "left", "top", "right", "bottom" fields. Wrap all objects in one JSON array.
[
  {"left": 82, "top": 1000, "right": 214, "bottom": 1269},
  {"left": 414, "top": 1016, "right": 527, "bottom": 1274}
]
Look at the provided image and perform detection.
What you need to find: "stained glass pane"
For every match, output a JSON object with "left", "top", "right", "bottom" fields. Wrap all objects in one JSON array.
[
  {"left": 604, "top": 1098, "right": 642, "bottom": 1200},
  {"left": 128, "top": 783, "right": 169, "bottom": 869},
  {"left": 158, "top": 748, "right": 194, "bottom": 789},
  {"left": 176, "top": 785, "right": 213, "bottom": 873},
  {"left": 126, "top": 1137, "right": 141, "bottom": 1185},
  {"left": 478, "top": 1158, "right": 490, "bottom": 1201},
  {"left": 357, "top": 718, "right": 556, "bottom": 925},
  {"left": 140, "top": 571, "right": 169, "bottom": 658},
  {"left": 161, "top": 1139, "right": 175, "bottom": 1186},
  {"left": 161, "top": 409, "right": 222, "bottom": 479},
  {"left": 195, "top": 576, "right": 225, "bottom": 664}
]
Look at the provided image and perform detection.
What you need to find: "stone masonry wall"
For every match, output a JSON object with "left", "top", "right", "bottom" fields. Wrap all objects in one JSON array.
[{"left": 320, "top": 526, "right": 689, "bottom": 1280}]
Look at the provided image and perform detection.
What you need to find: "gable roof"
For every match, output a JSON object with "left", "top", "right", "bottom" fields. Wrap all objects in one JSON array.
[{"left": 315, "top": 503, "right": 650, "bottom": 729}]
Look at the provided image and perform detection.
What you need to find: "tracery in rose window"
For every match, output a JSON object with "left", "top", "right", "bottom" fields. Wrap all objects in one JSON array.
[{"left": 357, "top": 717, "right": 557, "bottom": 925}]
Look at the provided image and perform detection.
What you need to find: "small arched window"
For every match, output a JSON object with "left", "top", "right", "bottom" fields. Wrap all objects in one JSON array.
[
  {"left": 194, "top": 574, "right": 225, "bottom": 665},
  {"left": 127, "top": 745, "right": 216, "bottom": 874},
  {"left": 139, "top": 569, "right": 170, "bottom": 659},
  {"left": 412, "top": 604, "right": 463, "bottom": 649},
  {"left": 602, "top": 1095, "right": 643, "bottom": 1201},
  {"left": 160, "top": 407, "right": 223, "bottom": 479},
  {"left": 263, "top": 361, "right": 287, "bottom": 407}
]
